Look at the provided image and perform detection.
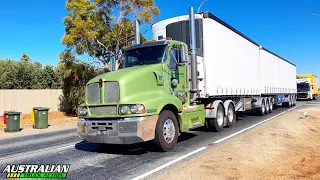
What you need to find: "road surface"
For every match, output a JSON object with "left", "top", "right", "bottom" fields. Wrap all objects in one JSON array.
[{"left": 0, "top": 100, "right": 318, "bottom": 180}]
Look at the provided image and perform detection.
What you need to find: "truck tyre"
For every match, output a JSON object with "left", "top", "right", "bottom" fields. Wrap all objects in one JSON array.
[
  {"left": 257, "top": 99, "right": 266, "bottom": 116},
  {"left": 265, "top": 99, "right": 270, "bottom": 114},
  {"left": 226, "top": 103, "right": 236, "bottom": 128},
  {"left": 289, "top": 96, "right": 293, "bottom": 107},
  {"left": 269, "top": 98, "right": 273, "bottom": 113},
  {"left": 206, "top": 103, "right": 224, "bottom": 132},
  {"left": 152, "top": 110, "right": 179, "bottom": 152},
  {"left": 292, "top": 96, "right": 296, "bottom": 106},
  {"left": 313, "top": 95, "right": 317, "bottom": 100}
]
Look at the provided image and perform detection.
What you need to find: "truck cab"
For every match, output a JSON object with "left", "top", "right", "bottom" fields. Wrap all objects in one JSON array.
[
  {"left": 296, "top": 74, "right": 318, "bottom": 100},
  {"left": 76, "top": 39, "right": 205, "bottom": 151}
]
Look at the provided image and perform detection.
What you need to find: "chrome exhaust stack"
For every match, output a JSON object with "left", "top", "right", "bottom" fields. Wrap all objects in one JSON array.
[{"left": 189, "top": 7, "right": 199, "bottom": 102}]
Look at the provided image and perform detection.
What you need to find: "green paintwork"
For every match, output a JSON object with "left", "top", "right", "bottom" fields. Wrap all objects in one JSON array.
[
  {"left": 153, "top": 70, "right": 164, "bottom": 86},
  {"left": 81, "top": 40, "right": 206, "bottom": 132},
  {"left": 178, "top": 105, "right": 205, "bottom": 132}
]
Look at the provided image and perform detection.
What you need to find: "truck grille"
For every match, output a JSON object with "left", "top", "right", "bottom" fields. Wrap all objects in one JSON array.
[
  {"left": 104, "top": 82, "right": 120, "bottom": 103},
  {"left": 89, "top": 106, "right": 117, "bottom": 116},
  {"left": 297, "top": 93, "right": 308, "bottom": 99},
  {"left": 87, "top": 83, "right": 100, "bottom": 104}
]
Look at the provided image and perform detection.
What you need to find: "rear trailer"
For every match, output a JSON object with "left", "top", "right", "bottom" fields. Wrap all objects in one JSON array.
[{"left": 152, "top": 11, "right": 297, "bottom": 117}]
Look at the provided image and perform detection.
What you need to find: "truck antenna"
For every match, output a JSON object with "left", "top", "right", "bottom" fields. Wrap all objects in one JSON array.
[{"left": 197, "top": 0, "right": 208, "bottom": 13}]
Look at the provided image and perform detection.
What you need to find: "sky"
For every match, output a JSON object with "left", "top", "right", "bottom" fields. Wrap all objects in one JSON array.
[{"left": 0, "top": 0, "right": 319, "bottom": 77}]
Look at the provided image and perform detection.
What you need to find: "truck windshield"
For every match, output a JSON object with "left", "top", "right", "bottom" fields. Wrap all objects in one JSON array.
[
  {"left": 297, "top": 83, "right": 310, "bottom": 92},
  {"left": 124, "top": 45, "right": 167, "bottom": 68}
]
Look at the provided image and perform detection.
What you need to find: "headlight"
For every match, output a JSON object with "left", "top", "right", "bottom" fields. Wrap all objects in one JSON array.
[
  {"left": 120, "top": 105, "right": 129, "bottom": 114},
  {"left": 120, "top": 104, "right": 145, "bottom": 114},
  {"left": 131, "top": 104, "right": 145, "bottom": 114},
  {"left": 79, "top": 106, "right": 88, "bottom": 116},
  {"left": 130, "top": 105, "right": 139, "bottom": 114}
]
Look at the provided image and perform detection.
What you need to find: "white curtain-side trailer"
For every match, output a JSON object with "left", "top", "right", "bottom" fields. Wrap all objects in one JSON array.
[{"left": 152, "top": 11, "right": 297, "bottom": 124}]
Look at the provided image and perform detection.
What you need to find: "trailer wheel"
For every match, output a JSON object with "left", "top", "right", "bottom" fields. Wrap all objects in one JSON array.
[
  {"left": 206, "top": 103, "right": 224, "bottom": 132},
  {"left": 269, "top": 98, "right": 273, "bottom": 113},
  {"left": 265, "top": 99, "right": 270, "bottom": 114},
  {"left": 292, "top": 95, "right": 296, "bottom": 106},
  {"left": 292, "top": 95, "right": 295, "bottom": 106},
  {"left": 289, "top": 96, "right": 293, "bottom": 107},
  {"left": 152, "top": 110, "right": 179, "bottom": 152},
  {"left": 257, "top": 99, "right": 266, "bottom": 116},
  {"left": 226, "top": 103, "right": 236, "bottom": 128}
]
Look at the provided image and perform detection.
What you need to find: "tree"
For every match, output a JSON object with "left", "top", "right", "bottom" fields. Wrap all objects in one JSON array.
[
  {"left": 0, "top": 57, "right": 64, "bottom": 89},
  {"left": 61, "top": 0, "right": 159, "bottom": 71},
  {"left": 20, "top": 53, "right": 31, "bottom": 62},
  {"left": 58, "top": 49, "right": 103, "bottom": 114}
]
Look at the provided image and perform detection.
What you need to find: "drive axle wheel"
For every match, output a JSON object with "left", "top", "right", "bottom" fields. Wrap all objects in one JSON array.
[
  {"left": 153, "top": 110, "right": 179, "bottom": 152},
  {"left": 226, "top": 103, "right": 236, "bottom": 128},
  {"left": 206, "top": 103, "right": 224, "bottom": 132}
]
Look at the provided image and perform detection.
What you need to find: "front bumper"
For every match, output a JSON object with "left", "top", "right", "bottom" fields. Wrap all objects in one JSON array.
[
  {"left": 297, "top": 93, "right": 311, "bottom": 100},
  {"left": 77, "top": 115, "right": 158, "bottom": 144}
]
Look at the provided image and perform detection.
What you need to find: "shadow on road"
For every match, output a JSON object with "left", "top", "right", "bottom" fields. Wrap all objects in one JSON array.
[{"left": 74, "top": 132, "right": 198, "bottom": 155}]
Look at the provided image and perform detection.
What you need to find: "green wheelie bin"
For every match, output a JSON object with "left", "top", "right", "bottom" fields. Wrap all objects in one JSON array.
[
  {"left": 33, "top": 107, "right": 50, "bottom": 129},
  {"left": 4, "top": 111, "right": 21, "bottom": 133}
]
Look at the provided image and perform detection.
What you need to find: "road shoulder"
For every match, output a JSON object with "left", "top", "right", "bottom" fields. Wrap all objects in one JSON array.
[{"left": 158, "top": 105, "right": 320, "bottom": 180}]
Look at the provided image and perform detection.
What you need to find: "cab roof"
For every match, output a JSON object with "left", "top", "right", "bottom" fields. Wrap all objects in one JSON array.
[{"left": 125, "top": 40, "right": 183, "bottom": 51}]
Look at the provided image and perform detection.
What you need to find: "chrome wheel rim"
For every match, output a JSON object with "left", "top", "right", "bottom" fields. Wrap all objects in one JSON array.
[
  {"left": 217, "top": 109, "right": 224, "bottom": 126},
  {"left": 163, "top": 119, "right": 175, "bottom": 143},
  {"left": 270, "top": 100, "right": 273, "bottom": 111},
  {"left": 262, "top": 101, "right": 265, "bottom": 114},
  {"left": 266, "top": 100, "right": 270, "bottom": 112},
  {"left": 228, "top": 107, "right": 234, "bottom": 123}
]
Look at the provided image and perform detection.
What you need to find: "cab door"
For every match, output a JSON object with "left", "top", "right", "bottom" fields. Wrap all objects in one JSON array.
[{"left": 168, "top": 44, "right": 188, "bottom": 104}]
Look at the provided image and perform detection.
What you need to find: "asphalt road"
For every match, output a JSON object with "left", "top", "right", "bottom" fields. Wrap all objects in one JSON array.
[{"left": 0, "top": 99, "right": 319, "bottom": 180}]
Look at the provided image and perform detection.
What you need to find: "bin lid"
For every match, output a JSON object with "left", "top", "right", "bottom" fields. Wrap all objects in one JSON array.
[
  {"left": 33, "top": 107, "right": 50, "bottom": 111},
  {"left": 5, "top": 111, "right": 21, "bottom": 115}
]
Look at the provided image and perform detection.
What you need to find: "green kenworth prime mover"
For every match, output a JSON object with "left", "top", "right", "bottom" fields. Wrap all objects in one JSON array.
[
  {"left": 76, "top": 37, "right": 205, "bottom": 151},
  {"left": 77, "top": 8, "right": 205, "bottom": 152}
]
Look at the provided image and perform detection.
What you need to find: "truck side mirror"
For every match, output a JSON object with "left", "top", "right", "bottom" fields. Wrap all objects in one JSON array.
[
  {"left": 171, "top": 78, "right": 179, "bottom": 89},
  {"left": 181, "top": 45, "right": 188, "bottom": 63}
]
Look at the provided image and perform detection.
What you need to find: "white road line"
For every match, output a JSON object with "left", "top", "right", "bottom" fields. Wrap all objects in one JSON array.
[
  {"left": 214, "top": 103, "right": 305, "bottom": 144},
  {"left": 131, "top": 147, "right": 207, "bottom": 180}
]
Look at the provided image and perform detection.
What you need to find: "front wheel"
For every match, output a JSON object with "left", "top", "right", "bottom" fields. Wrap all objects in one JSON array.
[
  {"left": 313, "top": 95, "right": 317, "bottom": 100},
  {"left": 152, "top": 110, "right": 179, "bottom": 152}
]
